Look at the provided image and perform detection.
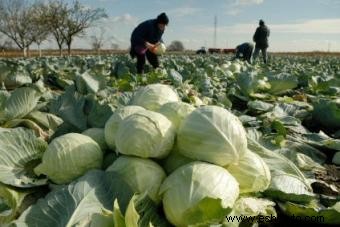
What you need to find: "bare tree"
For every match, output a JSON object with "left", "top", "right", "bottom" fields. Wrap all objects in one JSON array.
[
  {"left": 167, "top": 40, "right": 185, "bottom": 52},
  {"left": 0, "top": 39, "right": 14, "bottom": 50},
  {"left": 108, "top": 35, "right": 121, "bottom": 51},
  {"left": 62, "top": 0, "right": 106, "bottom": 55},
  {"left": 42, "top": 0, "right": 68, "bottom": 56},
  {"left": 30, "top": 1, "right": 51, "bottom": 57},
  {"left": 91, "top": 27, "right": 105, "bottom": 54},
  {"left": 0, "top": 35, "right": 14, "bottom": 57},
  {"left": 0, "top": 0, "right": 36, "bottom": 56}
]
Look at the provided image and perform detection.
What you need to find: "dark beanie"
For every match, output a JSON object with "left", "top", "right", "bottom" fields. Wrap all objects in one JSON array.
[
  {"left": 156, "top": 12, "right": 169, "bottom": 25},
  {"left": 259, "top": 19, "right": 265, "bottom": 26}
]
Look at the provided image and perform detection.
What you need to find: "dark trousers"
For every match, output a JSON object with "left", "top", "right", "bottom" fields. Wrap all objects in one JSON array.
[
  {"left": 243, "top": 50, "right": 253, "bottom": 64},
  {"left": 136, "top": 50, "right": 159, "bottom": 74},
  {"left": 253, "top": 47, "right": 268, "bottom": 64}
]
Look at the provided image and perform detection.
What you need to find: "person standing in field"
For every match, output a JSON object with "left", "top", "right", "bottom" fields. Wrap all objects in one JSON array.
[
  {"left": 233, "top": 42, "right": 254, "bottom": 64},
  {"left": 130, "top": 12, "right": 169, "bottom": 74},
  {"left": 252, "top": 19, "right": 270, "bottom": 64}
]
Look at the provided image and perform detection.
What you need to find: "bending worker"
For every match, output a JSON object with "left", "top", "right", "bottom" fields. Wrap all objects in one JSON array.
[
  {"left": 130, "top": 12, "right": 169, "bottom": 74},
  {"left": 233, "top": 42, "right": 254, "bottom": 64}
]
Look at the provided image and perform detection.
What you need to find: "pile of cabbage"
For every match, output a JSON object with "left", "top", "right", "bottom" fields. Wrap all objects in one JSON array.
[
  {"left": 2, "top": 81, "right": 339, "bottom": 226},
  {"left": 103, "top": 83, "right": 273, "bottom": 226}
]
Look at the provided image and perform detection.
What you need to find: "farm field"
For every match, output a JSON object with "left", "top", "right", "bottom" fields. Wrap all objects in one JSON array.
[{"left": 0, "top": 54, "right": 339, "bottom": 226}]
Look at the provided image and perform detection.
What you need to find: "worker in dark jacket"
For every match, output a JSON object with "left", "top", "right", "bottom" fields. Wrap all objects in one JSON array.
[
  {"left": 130, "top": 13, "right": 169, "bottom": 74},
  {"left": 233, "top": 42, "right": 254, "bottom": 64},
  {"left": 253, "top": 20, "right": 270, "bottom": 64}
]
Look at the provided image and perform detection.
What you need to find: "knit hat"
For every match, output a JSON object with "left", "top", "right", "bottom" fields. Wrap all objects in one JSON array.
[
  {"left": 156, "top": 12, "right": 169, "bottom": 25},
  {"left": 259, "top": 20, "right": 265, "bottom": 26}
]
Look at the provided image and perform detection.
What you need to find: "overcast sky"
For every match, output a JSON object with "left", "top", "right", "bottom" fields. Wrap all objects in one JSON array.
[{"left": 40, "top": 0, "right": 340, "bottom": 52}]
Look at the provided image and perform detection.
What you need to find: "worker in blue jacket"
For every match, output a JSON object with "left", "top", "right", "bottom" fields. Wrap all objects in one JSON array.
[
  {"left": 233, "top": 42, "right": 254, "bottom": 64},
  {"left": 130, "top": 13, "right": 169, "bottom": 74}
]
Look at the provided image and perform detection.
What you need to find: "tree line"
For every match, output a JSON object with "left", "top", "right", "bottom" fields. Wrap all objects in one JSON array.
[
  {"left": 0, "top": 0, "right": 106, "bottom": 57},
  {"left": 0, "top": 0, "right": 187, "bottom": 57}
]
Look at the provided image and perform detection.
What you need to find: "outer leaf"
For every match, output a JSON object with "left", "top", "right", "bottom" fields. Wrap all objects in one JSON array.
[
  {"left": 86, "top": 95, "right": 115, "bottom": 128},
  {"left": 298, "top": 132, "right": 340, "bottom": 151},
  {"left": 25, "top": 111, "right": 63, "bottom": 131},
  {"left": 0, "top": 183, "right": 33, "bottom": 224},
  {"left": 106, "top": 156, "right": 166, "bottom": 204},
  {"left": 0, "top": 128, "right": 48, "bottom": 187},
  {"left": 2, "top": 119, "right": 48, "bottom": 139},
  {"left": 125, "top": 194, "right": 172, "bottom": 227},
  {"left": 278, "top": 149, "right": 326, "bottom": 173},
  {"left": 0, "top": 90, "right": 10, "bottom": 110},
  {"left": 50, "top": 86, "right": 87, "bottom": 131},
  {"left": 12, "top": 170, "right": 134, "bottom": 227},
  {"left": 264, "top": 174, "right": 315, "bottom": 203},
  {"left": 88, "top": 209, "right": 114, "bottom": 227},
  {"left": 75, "top": 71, "right": 106, "bottom": 94},
  {"left": 247, "top": 137, "right": 311, "bottom": 190},
  {"left": 0, "top": 87, "right": 41, "bottom": 123},
  {"left": 113, "top": 199, "right": 126, "bottom": 227},
  {"left": 227, "top": 150, "right": 271, "bottom": 194},
  {"left": 267, "top": 73, "right": 298, "bottom": 94},
  {"left": 279, "top": 201, "right": 340, "bottom": 224},
  {"left": 247, "top": 100, "right": 274, "bottom": 113},
  {"left": 4, "top": 70, "right": 32, "bottom": 90}
]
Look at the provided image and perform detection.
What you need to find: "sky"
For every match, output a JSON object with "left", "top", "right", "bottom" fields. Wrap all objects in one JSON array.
[{"left": 40, "top": 0, "right": 340, "bottom": 52}]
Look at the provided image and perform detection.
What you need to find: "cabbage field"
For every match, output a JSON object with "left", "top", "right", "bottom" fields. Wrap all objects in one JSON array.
[{"left": 0, "top": 54, "right": 339, "bottom": 226}]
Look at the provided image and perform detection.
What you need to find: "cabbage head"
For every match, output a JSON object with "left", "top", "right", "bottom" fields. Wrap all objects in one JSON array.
[
  {"left": 333, "top": 152, "right": 340, "bottom": 165},
  {"left": 154, "top": 43, "right": 166, "bottom": 55},
  {"left": 224, "top": 70, "right": 234, "bottom": 78},
  {"left": 227, "top": 150, "right": 271, "bottom": 193},
  {"left": 221, "top": 62, "right": 231, "bottom": 70},
  {"left": 157, "top": 101, "right": 195, "bottom": 130},
  {"left": 159, "top": 162, "right": 239, "bottom": 226},
  {"left": 106, "top": 156, "right": 166, "bottom": 203},
  {"left": 104, "top": 105, "right": 144, "bottom": 150},
  {"left": 82, "top": 128, "right": 107, "bottom": 151},
  {"left": 161, "top": 146, "right": 193, "bottom": 174},
  {"left": 228, "top": 62, "right": 241, "bottom": 73},
  {"left": 177, "top": 105, "right": 247, "bottom": 166},
  {"left": 312, "top": 98, "right": 340, "bottom": 129},
  {"left": 115, "top": 110, "right": 175, "bottom": 158},
  {"left": 130, "top": 84, "right": 180, "bottom": 111},
  {"left": 34, "top": 133, "right": 102, "bottom": 184}
]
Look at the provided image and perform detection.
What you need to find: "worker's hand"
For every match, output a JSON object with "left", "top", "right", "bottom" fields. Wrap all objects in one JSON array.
[
  {"left": 145, "top": 42, "right": 157, "bottom": 53},
  {"left": 145, "top": 42, "right": 154, "bottom": 49}
]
